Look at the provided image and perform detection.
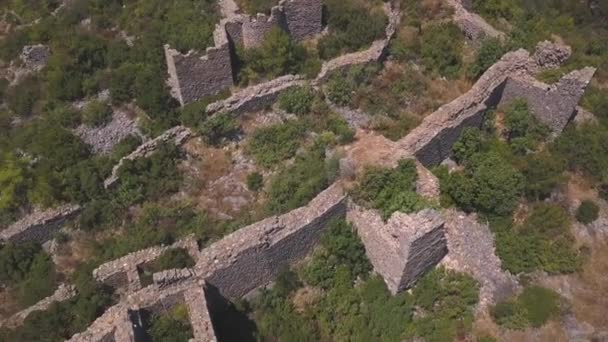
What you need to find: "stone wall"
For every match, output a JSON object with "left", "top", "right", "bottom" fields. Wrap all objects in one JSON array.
[
  {"left": 281, "top": 0, "right": 323, "bottom": 41},
  {"left": 498, "top": 67, "right": 596, "bottom": 132},
  {"left": 347, "top": 205, "right": 447, "bottom": 294},
  {"left": 445, "top": 0, "right": 505, "bottom": 41},
  {"left": 398, "top": 41, "right": 576, "bottom": 167},
  {"left": 315, "top": 2, "right": 400, "bottom": 83},
  {"left": 206, "top": 74, "right": 305, "bottom": 115},
  {"left": 0, "top": 284, "right": 76, "bottom": 328},
  {"left": 441, "top": 209, "right": 520, "bottom": 310},
  {"left": 195, "top": 183, "right": 346, "bottom": 299},
  {"left": 103, "top": 126, "right": 193, "bottom": 188},
  {"left": 164, "top": 24, "right": 234, "bottom": 106},
  {"left": 166, "top": 0, "right": 323, "bottom": 106},
  {"left": 0, "top": 204, "right": 81, "bottom": 244},
  {"left": 92, "top": 235, "right": 199, "bottom": 293}
]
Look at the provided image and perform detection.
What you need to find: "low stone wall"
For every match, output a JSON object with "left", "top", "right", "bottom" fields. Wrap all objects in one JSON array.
[
  {"left": 498, "top": 67, "right": 596, "bottom": 133},
  {"left": 282, "top": 0, "right": 323, "bottom": 41},
  {"left": 93, "top": 235, "right": 199, "bottom": 293},
  {"left": 206, "top": 74, "right": 305, "bottom": 115},
  {"left": 0, "top": 204, "right": 81, "bottom": 244},
  {"left": 0, "top": 284, "right": 76, "bottom": 328},
  {"left": 103, "top": 126, "right": 193, "bottom": 188},
  {"left": 315, "top": 2, "right": 400, "bottom": 83},
  {"left": 347, "top": 205, "right": 447, "bottom": 294},
  {"left": 241, "top": 8, "right": 287, "bottom": 49},
  {"left": 445, "top": 0, "right": 505, "bottom": 41},
  {"left": 195, "top": 183, "right": 346, "bottom": 299}
]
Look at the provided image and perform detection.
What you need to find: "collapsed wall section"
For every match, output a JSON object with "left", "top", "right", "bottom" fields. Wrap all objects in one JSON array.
[
  {"left": 195, "top": 183, "right": 346, "bottom": 299},
  {"left": 0, "top": 204, "right": 81, "bottom": 244},
  {"left": 347, "top": 205, "right": 447, "bottom": 294}
]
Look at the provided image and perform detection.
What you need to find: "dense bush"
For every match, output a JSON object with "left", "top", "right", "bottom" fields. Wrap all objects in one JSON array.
[
  {"left": 503, "top": 100, "right": 550, "bottom": 154},
  {"left": 266, "top": 144, "right": 337, "bottom": 214},
  {"left": 353, "top": 159, "right": 426, "bottom": 219},
  {"left": 552, "top": 123, "right": 608, "bottom": 183},
  {"left": 468, "top": 38, "right": 506, "bottom": 80},
  {"left": 248, "top": 120, "right": 305, "bottom": 168},
  {"left": 319, "top": 0, "right": 387, "bottom": 60},
  {"left": 246, "top": 172, "right": 264, "bottom": 192},
  {"left": 492, "top": 286, "right": 560, "bottom": 329},
  {"left": 6, "top": 76, "right": 42, "bottom": 117},
  {"left": 302, "top": 219, "right": 371, "bottom": 289},
  {"left": 82, "top": 100, "right": 112, "bottom": 127},
  {"left": 199, "top": 112, "right": 240, "bottom": 146},
  {"left": 235, "top": 0, "right": 276, "bottom": 15},
  {"left": 441, "top": 151, "right": 524, "bottom": 216},
  {"left": 576, "top": 200, "right": 600, "bottom": 224},
  {"left": 146, "top": 304, "right": 194, "bottom": 341},
  {"left": 519, "top": 151, "right": 566, "bottom": 200},
  {"left": 420, "top": 23, "right": 464, "bottom": 78},
  {"left": 278, "top": 86, "right": 315, "bottom": 115},
  {"left": 237, "top": 28, "right": 316, "bottom": 85},
  {"left": 493, "top": 203, "right": 581, "bottom": 274}
]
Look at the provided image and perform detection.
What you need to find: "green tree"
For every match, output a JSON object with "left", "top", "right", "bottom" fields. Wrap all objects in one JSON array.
[
  {"left": 576, "top": 200, "right": 599, "bottom": 224},
  {"left": 246, "top": 172, "right": 264, "bottom": 192},
  {"left": 0, "top": 154, "right": 27, "bottom": 211},
  {"left": 468, "top": 38, "right": 506, "bottom": 80}
]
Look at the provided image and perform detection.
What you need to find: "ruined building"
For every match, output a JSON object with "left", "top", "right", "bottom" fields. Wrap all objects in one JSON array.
[{"left": 164, "top": 0, "right": 323, "bottom": 106}]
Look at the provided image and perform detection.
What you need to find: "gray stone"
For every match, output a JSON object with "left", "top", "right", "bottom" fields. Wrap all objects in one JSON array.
[
  {"left": 0, "top": 204, "right": 81, "bottom": 244},
  {"left": 348, "top": 205, "right": 447, "bottom": 294}
]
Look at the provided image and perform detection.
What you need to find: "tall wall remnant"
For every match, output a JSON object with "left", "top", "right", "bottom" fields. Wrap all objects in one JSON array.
[
  {"left": 164, "top": 25, "right": 234, "bottom": 106},
  {"left": 348, "top": 206, "right": 447, "bottom": 294},
  {"left": 165, "top": 0, "right": 323, "bottom": 106},
  {"left": 0, "top": 204, "right": 81, "bottom": 244},
  {"left": 498, "top": 67, "right": 597, "bottom": 132}
]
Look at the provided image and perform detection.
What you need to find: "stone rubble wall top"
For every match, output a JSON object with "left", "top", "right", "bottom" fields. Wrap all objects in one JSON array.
[{"left": 445, "top": 0, "right": 505, "bottom": 41}]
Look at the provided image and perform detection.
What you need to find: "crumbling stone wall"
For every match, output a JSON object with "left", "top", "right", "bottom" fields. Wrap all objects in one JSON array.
[
  {"left": 498, "top": 67, "right": 596, "bottom": 132},
  {"left": 445, "top": 0, "right": 505, "bottom": 41},
  {"left": 282, "top": 0, "right": 323, "bottom": 41},
  {"left": 0, "top": 284, "right": 76, "bottom": 328},
  {"left": 20, "top": 44, "right": 51, "bottom": 71},
  {"left": 315, "top": 2, "right": 400, "bottom": 83},
  {"left": 164, "top": 24, "right": 234, "bottom": 106},
  {"left": 104, "top": 126, "right": 193, "bottom": 188},
  {"left": 206, "top": 74, "right": 305, "bottom": 115},
  {"left": 441, "top": 209, "right": 520, "bottom": 310},
  {"left": 195, "top": 183, "right": 346, "bottom": 299},
  {"left": 166, "top": 0, "right": 323, "bottom": 106},
  {"left": 347, "top": 205, "right": 447, "bottom": 294},
  {"left": 398, "top": 41, "right": 580, "bottom": 167},
  {"left": 93, "top": 235, "right": 199, "bottom": 293},
  {"left": 0, "top": 204, "right": 81, "bottom": 244}
]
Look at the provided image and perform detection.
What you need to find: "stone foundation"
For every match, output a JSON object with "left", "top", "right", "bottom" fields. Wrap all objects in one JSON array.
[{"left": 347, "top": 205, "right": 447, "bottom": 294}]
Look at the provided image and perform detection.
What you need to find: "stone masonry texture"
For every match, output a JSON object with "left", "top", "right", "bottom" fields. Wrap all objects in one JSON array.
[
  {"left": 0, "top": 204, "right": 81, "bottom": 244},
  {"left": 347, "top": 205, "right": 447, "bottom": 294}
]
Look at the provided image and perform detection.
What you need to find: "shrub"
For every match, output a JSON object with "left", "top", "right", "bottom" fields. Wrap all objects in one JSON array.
[
  {"left": 82, "top": 100, "right": 113, "bottom": 127},
  {"left": 147, "top": 305, "right": 193, "bottom": 342},
  {"left": 199, "top": 112, "right": 239, "bottom": 146},
  {"left": 319, "top": 0, "right": 387, "bottom": 59},
  {"left": 266, "top": 145, "right": 336, "bottom": 214},
  {"left": 353, "top": 159, "right": 426, "bottom": 219},
  {"left": 246, "top": 172, "right": 264, "bottom": 192},
  {"left": 491, "top": 286, "right": 560, "bottom": 329},
  {"left": 326, "top": 74, "right": 355, "bottom": 106},
  {"left": 7, "top": 76, "right": 41, "bottom": 117},
  {"left": 576, "top": 200, "right": 599, "bottom": 224},
  {"left": 503, "top": 100, "right": 550, "bottom": 151},
  {"left": 468, "top": 38, "right": 506, "bottom": 80},
  {"left": 420, "top": 23, "right": 464, "bottom": 78},
  {"left": 248, "top": 121, "right": 304, "bottom": 168},
  {"left": 278, "top": 86, "right": 315, "bottom": 115}
]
